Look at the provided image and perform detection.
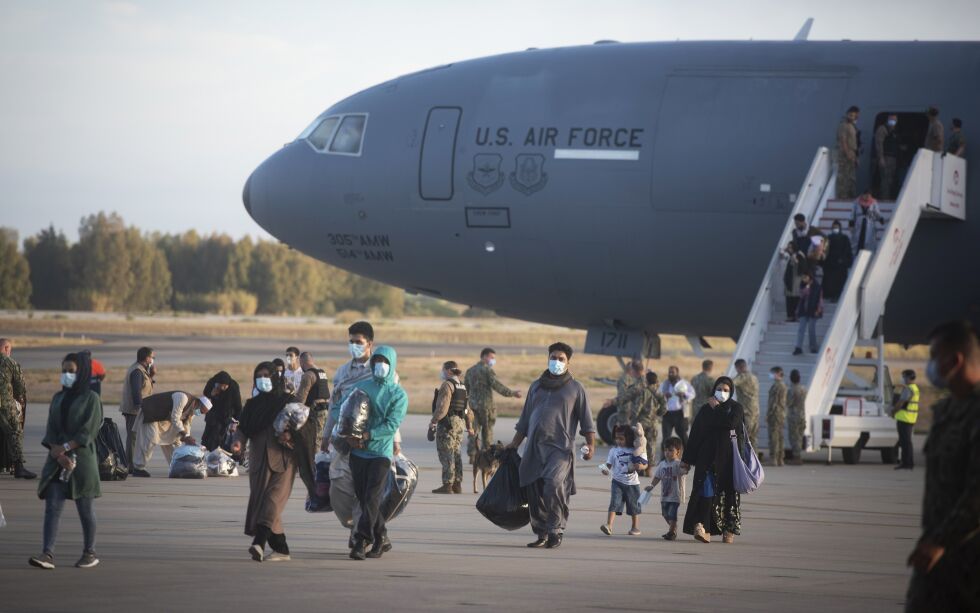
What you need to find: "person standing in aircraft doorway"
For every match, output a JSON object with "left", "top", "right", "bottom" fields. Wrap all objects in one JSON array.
[
  {"left": 875, "top": 115, "right": 900, "bottom": 200},
  {"left": 836, "top": 106, "right": 860, "bottom": 199},
  {"left": 924, "top": 107, "right": 944, "bottom": 153}
]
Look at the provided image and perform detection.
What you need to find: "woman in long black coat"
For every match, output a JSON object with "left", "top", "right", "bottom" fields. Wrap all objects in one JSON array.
[
  {"left": 822, "top": 220, "right": 853, "bottom": 301},
  {"left": 201, "top": 371, "right": 243, "bottom": 452},
  {"left": 681, "top": 376, "right": 745, "bottom": 544}
]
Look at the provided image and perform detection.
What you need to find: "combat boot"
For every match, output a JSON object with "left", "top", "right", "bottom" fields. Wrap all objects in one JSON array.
[
  {"left": 14, "top": 463, "right": 36, "bottom": 479},
  {"left": 431, "top": 483, "right": 453, "bottom": 494},
  {"left": 451, "top": 481, "right": 462, "bottom": 494}
]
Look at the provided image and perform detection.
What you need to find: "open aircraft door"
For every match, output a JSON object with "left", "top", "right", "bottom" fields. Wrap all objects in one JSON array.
[{"left": 419, "top": 107, "right": 462, "bottom": 201}]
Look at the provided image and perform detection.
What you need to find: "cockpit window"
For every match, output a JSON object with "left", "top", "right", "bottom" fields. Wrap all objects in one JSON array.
[
  {"left": 329, "top": 114, "right": 367, "bottom": 155},
  {"left": 307, "top": 117, "right": 339, "bottom": 151}
]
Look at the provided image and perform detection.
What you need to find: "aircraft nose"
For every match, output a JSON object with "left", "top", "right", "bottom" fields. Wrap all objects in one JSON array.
[{"left": 242, "top": 173, "right": 253, "bottom": 217}]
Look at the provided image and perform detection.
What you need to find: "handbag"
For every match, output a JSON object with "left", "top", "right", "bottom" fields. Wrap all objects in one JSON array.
[{"left": 731, "top": 424, "right": 765, "bottom": 494}]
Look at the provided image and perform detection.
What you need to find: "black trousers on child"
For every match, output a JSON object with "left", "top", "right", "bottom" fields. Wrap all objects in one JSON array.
[{"left": 350, "top": 453, "right": 391, "bottom": 546}]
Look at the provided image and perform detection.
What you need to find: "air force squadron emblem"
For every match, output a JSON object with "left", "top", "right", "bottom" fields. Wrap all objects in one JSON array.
[
  {"left": 466, "top": 154, "right": 504, "bottom": 195},
  {"left": 509, "top": 154, "right": 548, "bottom": 195}
]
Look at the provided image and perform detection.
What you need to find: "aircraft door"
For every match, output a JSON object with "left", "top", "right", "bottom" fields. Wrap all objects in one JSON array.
[{"left": 419, "top": 107, "right": 462, "bottom": 201}]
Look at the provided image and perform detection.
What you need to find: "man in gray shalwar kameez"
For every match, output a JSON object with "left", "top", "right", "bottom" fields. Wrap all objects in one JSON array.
[{"left": 509, "top": 342, "right": 596, "bottom": 549}]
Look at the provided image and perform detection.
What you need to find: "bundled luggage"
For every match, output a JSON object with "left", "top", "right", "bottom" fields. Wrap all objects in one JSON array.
[
  {"left": 95, "top": 417, "right": 129, "bottom": 481},
  {"left": 168, "top": 444, "right": 207, "bottom": 479},
  {"left": 305, "top": 451, "right": 332, "bottom": 513},
  {"left": 380, "top": 454, "right": 419, "bottom": 522},
  {"left": 274, "top": 403, "right": 309, "bottom": 436},
  {"left": 337, "top": 389, "right": 371, "bottom": 439},
  {"left": 476, "top": 448, "right": 529, "bottom": 530},
  {"left": 206, "top": 448, "right": 239, "bottom": 477}
]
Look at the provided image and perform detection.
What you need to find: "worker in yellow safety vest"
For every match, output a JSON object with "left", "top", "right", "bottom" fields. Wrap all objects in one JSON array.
[{"left": 893, "top": 369, "right": 919, "bottom": 470}]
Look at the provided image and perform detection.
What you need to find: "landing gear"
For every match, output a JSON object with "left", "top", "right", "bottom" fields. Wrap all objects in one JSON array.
[
  {"left": 597, "top": 405, "right": 618, "bottom": 446},
  {"left": 880, "top": 445, "right": 899, "bottom": 465},
  {"left": 842, "top": 446, "right": 862, "bottom": 465}
]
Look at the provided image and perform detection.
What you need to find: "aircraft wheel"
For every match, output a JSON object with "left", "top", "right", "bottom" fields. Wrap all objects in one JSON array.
[
  {"left": 596, "top": 405, "right": 618, "bottom": 445},
  {"left": 842, "top": 446, "right": 862, "bottom": 465},
  {"left": 880, "top": 445, "right": 899, "bottom": 465}
]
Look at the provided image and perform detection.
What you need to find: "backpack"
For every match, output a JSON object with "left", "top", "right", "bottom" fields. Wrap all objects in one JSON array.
[{"left": 95, "top": 417, "right": 129, "bottom": 481}]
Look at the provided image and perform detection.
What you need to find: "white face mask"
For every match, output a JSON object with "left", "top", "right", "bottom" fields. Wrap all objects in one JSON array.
[
  {"left": 714, "top": 390, "right": 730, "bottom": 403},
  {"left": 548, "top": 359, "right": 566, "bottom": 376},
  {"left": 255, "top": 377, "right": 273, "bottom": 393},
  {"left": 440, "top": 371, "right": 448, "bottom": 381},
  {"left": 887, "top": 120, "right": 897, "bottom": 127},
  {"left": 349, "top": 343, "right": 367, "bottom": 359},
  {"left": 487, "top": 358, "right": 496, "bottom": 367},
  {"left": 832, "top": 227, "right": 841, "bottom": 234},
  {"left": 147, "top": 358, "right": 155, "bottom": 368},
  {"left": 374, "top": 362, "right": 390, "bottom": 379},
  {"left": 768, "top": 372, "right": 776, "bottom": 380},
  {"left": 61, "top": 372, "right": 77, "bottom": 388}
]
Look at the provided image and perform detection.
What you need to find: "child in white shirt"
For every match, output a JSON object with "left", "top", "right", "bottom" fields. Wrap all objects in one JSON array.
[
  {"left": 600, "top": 425, "right": 648, "bottom": 536},
  {"left": 646, "top": 436, "right": 688, "bottom": 540}
]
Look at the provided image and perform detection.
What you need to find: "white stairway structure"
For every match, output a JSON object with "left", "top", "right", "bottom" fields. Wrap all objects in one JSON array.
[{"left": 729, "top": 147, "right": 967, "bottom": 464}]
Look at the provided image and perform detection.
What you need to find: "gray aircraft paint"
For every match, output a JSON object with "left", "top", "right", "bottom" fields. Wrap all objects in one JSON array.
[{"left": 245, "top": 41, "right": 980, "bottom": 345}]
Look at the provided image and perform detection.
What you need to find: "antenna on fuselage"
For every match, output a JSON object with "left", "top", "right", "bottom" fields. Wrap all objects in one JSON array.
[{"left": 793, "top": 17, "right": 814, "bottom": 41}]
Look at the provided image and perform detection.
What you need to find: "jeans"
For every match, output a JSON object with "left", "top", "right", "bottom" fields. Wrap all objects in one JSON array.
[
  {"left": 608, "top": 481, "right": 641, "bottom": 516},
  {"left": 350, "top": 453, "right": 391, "bottom": 546},
  {"left": 897, "top": 421, "right": 914, "bottom": 468},
  {"left": 795, "top": 316, "right": 818, "bottom": 351},
  {"left": 661, "top": 411, "right": 688, "bottom": 455},
  {"left": 43, "top": 482, "right": 96, "bottom": 555}
]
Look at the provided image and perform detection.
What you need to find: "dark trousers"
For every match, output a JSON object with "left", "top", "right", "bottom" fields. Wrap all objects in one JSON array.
[
  {"left": 124, "top": 413, "right": 137, "bottom": 473},
  {"left": 43, "top": 482, "right": 96, "bottom": 555},
  {"left": 528, "top": 477, "right": 570, "bottom": 537},
  {"left": 897, "top": 421, "right": 914, "bottom": 468},
  {"left": 350, "top": 453, "right": 391, "bottom": 546},
  {"left": 662, "top": 411, "right": 688, "bottom": 456},
  {"left": 786, "top": 296, "right": 800, "bottom": 320}
]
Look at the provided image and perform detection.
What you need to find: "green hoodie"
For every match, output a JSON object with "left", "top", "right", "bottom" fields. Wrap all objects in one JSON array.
[{"left": 351, "top": 345, "right": 408, "bottom": 460}]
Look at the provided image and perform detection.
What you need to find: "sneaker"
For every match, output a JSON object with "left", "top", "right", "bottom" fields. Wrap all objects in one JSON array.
[
  {"left": 792, "top": 348, "right": 803, "bottom": 356},
  {"left": 431, "top": 483, "right": 453, "bottom": 494},
  {"left": 131, "top": 468, "right": 152, "bottom": 478},
  {"left": 249, "top": 544, "right": 264, "bottom": 562},
  {"left": 722, "top": 532, "right": 735, "bottom": 544},
  {"left": 265, "top": 552, "right": 290, "bottom": 562},
  {"left": 29, "top": 552, "right": 55, "bottom": 569},
  {"left": 600, "top": 524, "right": 612, "bottom": 535},
  {"left": 526, "top": 537, "right": 547, "bottom": 548},
  {"left": 662, "top": 531, "right": 677, "bottom": 541},
  {"left": 628, "top": 528, "right": 642, "bottom": 536},
  {"left": 694, "top": 523, "right": 710, "bottom": 543},
  {"left": 75, "top": 551, "right": 99, "bottom": 568},
  {"left": 349, "top": 541, "right": 367, "bottom": 561},
  {"left": 545, "top": 533, "right": 563, "bottom": 549}
]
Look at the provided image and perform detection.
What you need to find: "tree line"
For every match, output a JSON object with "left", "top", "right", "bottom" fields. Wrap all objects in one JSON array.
[{"left": 0, "top": 212, "right": 410, "bottom": 317}]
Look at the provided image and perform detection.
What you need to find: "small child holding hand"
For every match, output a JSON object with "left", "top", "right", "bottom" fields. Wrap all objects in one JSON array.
[
  {"left": 600, "top": 425, "right": 648, "bottom": 536},
  {"left": 646, "top": 436, "right": 688, "bottom": 540}
]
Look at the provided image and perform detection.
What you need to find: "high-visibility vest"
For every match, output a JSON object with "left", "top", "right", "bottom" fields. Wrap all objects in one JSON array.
[{"left": 895, "top": 383, "right": 919, "bottom": 424}]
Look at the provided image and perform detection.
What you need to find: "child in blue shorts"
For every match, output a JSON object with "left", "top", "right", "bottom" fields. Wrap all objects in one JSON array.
[
  {"left": 600, "top": 425, "right": 648, "bottom": 536},
  {"left": 645, "top": 436, "right": 688, "bottom": 540}
]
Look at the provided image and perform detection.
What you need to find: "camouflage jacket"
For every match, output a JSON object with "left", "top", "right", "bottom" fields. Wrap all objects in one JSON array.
[
  {"left": 464, "top": 362, "right": 518, "bottom": 413},
  {"left": 0, "top": 354, "right": 26, "bottom": 411},
  {"left": 734, "top": 371, "right": 760, "bottom": 416},
  {"left": 612, "top": 382, "right": 664, "bottom": 428}
]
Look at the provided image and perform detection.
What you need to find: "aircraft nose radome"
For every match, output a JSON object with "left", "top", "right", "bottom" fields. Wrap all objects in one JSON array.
[{"left": 242, "top": 173, "right": 253, "bottom": 217}]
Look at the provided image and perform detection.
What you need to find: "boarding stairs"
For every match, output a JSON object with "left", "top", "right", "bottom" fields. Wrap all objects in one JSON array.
[{"left": 728, "top": 147, "right": 966, "bottom": 463}]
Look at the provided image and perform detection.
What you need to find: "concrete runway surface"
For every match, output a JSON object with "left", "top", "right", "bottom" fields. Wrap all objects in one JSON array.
[{"left": 0, "top": 408, "right": 922, "bottom": 612}]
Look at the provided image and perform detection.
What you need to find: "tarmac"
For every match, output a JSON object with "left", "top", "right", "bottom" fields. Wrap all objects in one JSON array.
[{"left": 0, "top": 408, "right": 923, "bottom": 612}]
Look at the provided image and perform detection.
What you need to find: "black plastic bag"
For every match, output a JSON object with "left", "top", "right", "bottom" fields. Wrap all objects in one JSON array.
[
  {"left": 476, "top": 448, "right": 529, "bottom": 531},
  {"left": 96, "top": 417, "right": 129, "bottom": 481},
  {"left": 380, "top": 455, "right": 418, "bottom": 522},
  {"left": 305, "top": 452, "right": 333, "bottom": 513},
  {"left": 337, "top": 388, "right": 371, "bottom": 439}
]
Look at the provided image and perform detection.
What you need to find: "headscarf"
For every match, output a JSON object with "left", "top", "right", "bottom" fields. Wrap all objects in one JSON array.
[
  {"left": 60, "top": 351, "right": 93, "bottom": 432},
  {"left": 238, "top": 361, "right": 288, "bottom": 437},
  {"left": 203, "top": 370, "right": 242, "bottom": 424}
]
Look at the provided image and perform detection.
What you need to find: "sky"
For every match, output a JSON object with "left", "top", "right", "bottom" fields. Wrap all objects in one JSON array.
[{"left": 1, "top": 0, "right": 977, "bottom": 244}]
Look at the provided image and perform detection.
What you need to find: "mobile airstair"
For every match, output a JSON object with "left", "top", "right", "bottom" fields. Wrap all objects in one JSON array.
[{"left": 729, "top": 147, "right": 966, "bottom": 463}]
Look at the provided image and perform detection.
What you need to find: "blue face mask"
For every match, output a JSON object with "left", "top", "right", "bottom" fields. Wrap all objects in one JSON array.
[
  {"left": 374, "top": 362, "right": 390, "bottom": 379},
  {"left": 926, "top": 359, "right": 947, "bottom": 388},
  {"left": 60, "top": 372, "right": 76, "bottom": 388},
  {"left": 255, "top": 377, "right": 273, "bottom": 393},
  {"left": 548, "top": 359, "right": 566, "bottom": 376},
  {"left": 350, "top": 343, "right": 367, "bottom": 359}
]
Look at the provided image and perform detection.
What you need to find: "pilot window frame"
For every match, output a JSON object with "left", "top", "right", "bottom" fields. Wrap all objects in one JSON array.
[{"left": 300, "top": 112, "right": 369, "bottom": 157}]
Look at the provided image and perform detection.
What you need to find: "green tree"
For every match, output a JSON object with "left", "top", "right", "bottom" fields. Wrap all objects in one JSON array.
[
  {"left": 0, "top": 228, "right": 31, "bottom": 309},
  {"left": 23, "top": 225, "right": 71, "bottom": 309}
]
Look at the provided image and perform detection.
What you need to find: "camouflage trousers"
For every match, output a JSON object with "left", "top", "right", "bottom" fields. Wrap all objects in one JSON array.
[
  {"left": 437, "top": 415, "right": 465, "bottom": 485},
  {"left": 788, "top": 413, "right": 806, "bottom": 456},
  {"left": 879, "top": 157, "right": 897, "bottom": 200},
  {"left": 837, "top": 158, "right": 857, "bottom": 200},
  {"left": 768, "top": 417, "right": 785, "bottom": 463},
  {"left": 637, "top": 420, "right": 659, "bottom": 462},
  {"left": 471, "top": 407, "right": 496, "bottom": 450},
  {"left": 0, "top": 402, "right": 24, "bottom": 464},
  {"left": 615, "top": 405, "right": 636, "bottom": 427},
  {"left": 744, "top": 410, "right": 760, "bottom": 449}
]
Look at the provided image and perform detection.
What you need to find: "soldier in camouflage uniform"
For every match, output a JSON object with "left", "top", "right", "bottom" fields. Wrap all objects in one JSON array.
[
  {"left": 464, "top": 348, "right": 522, "bottom": 455},
  {"left": 690, "top": 359, "right": 715, "bottom": 419},
  {"left": 786, "top": 369, "right": 808, "bottom": 465},
  {"left": 836, "top": 106, "right": 860, "bottom": 200},
  {"left": 430, "top": 361, "right": 474, "bottom": 493},
  {"left": 604, "top": 371, "right": 664, "bottom": 475},
  {"left": 614, "top": 360, "right": 645, "bottom": 425},
  {"left": 767, "top": 367, "right": 787, "bottom": 467},
  {"left": 0, "top": 338, "right": 35, "bottom": 479},
  {"left": 733, "top": 359, "right": 760, "bottom": 449}
]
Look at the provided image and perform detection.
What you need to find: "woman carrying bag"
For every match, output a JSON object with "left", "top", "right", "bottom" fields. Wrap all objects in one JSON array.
[
  {"left": 681, "top": 376, "right": 745, "bottom": 544},
  {"left": 29, "top": 351, "right": 103, "bottom": 569}
]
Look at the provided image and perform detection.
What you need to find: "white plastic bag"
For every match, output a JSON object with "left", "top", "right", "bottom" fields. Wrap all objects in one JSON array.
[
  {"left": 169, "top": 444, "right": 207, "bottom": 479},
  {"left": 206, "top": 448, "right": 239, "bottom": 477},
  {"left": 274, "top": 402, "right": 310, "bottom": 435},
  {"left": 0, "top": 502, "right": 6, "bottom": 528}
]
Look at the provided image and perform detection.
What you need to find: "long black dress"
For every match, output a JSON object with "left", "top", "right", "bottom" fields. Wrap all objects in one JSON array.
[
  {"left": 201, "top": 372, "right": 243, "bottom": 451},
  {"left": 682, "top": 394, "right": 746, "bottom": 536},
  {"left": 822, "top": 231, "right": 853, "bottom": 301}
]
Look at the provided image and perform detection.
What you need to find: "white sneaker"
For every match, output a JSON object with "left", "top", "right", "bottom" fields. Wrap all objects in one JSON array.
[
  {"left": 249, "top": 544, "right": 264, "bottom": 562},
  {"left": 694, "top": 523, "right": 711, "bottom": 543},
  {"left": 628, "top": 528, "right": 642, "bottom": 536},
  {"left": 600, "top": 524, "right": 612, "bottom": 536},
  {"left": 265, "top": 552, "right": 291, "bottom": 562}
]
